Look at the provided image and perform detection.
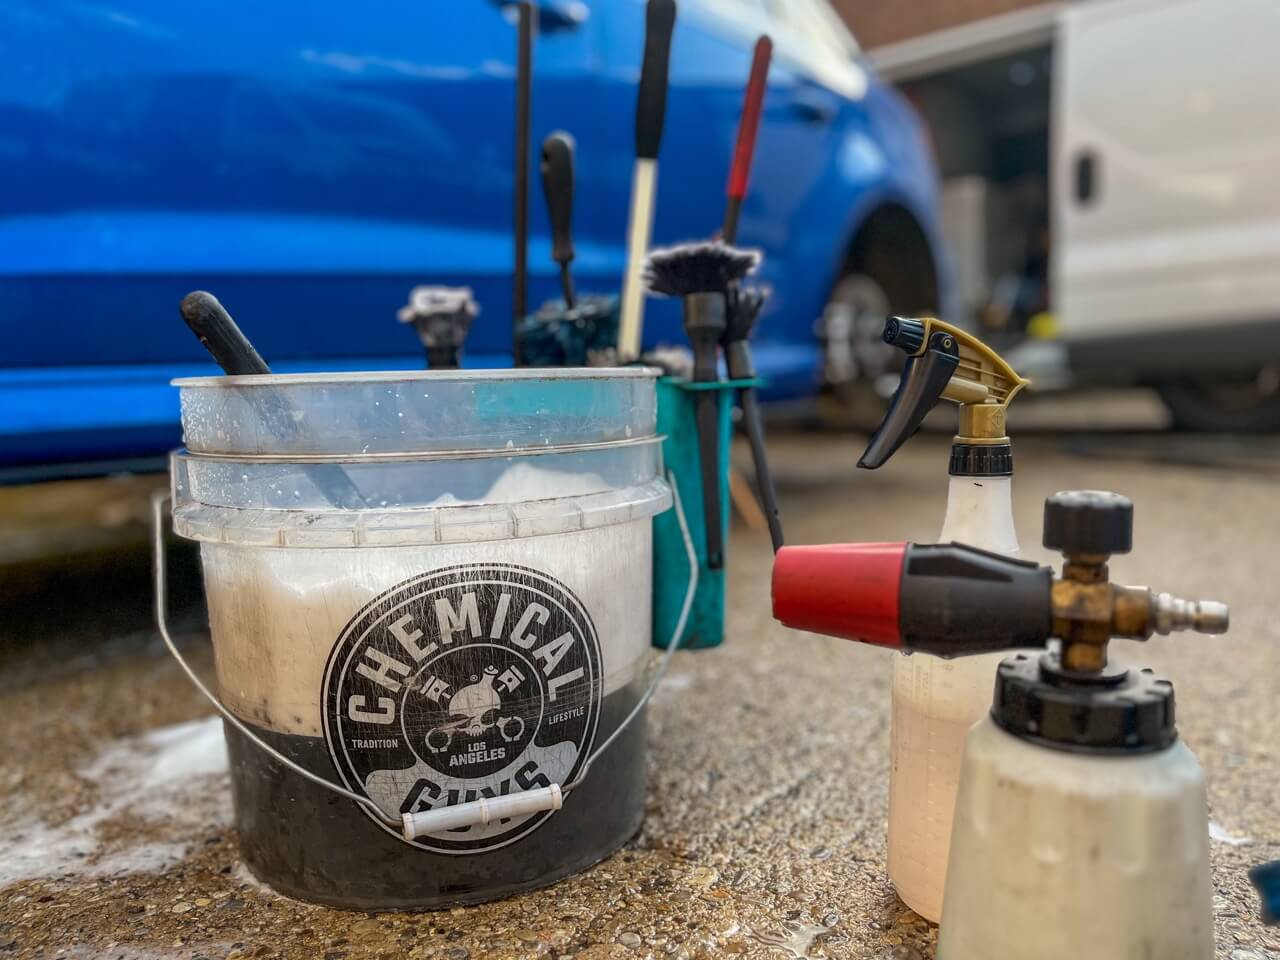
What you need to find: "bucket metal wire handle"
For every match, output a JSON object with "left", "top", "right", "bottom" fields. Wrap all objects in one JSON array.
[{"left": 151, "top": 470, "right": 698, "bottom": 839}]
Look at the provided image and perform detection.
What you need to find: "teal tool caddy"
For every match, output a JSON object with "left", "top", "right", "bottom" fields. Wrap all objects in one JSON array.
[{"left": 652, "top": 375, "right": 757, "bottom": 650}]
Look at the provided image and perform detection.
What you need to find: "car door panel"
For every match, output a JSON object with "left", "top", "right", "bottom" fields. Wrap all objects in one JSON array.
[{"left": 0, "top": 0, "right": 599, "bottom": 367}]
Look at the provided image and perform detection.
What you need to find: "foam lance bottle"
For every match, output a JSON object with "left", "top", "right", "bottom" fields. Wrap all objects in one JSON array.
[
  {"left": 772, "top": 491, "right": 1229, "bottom": 958},
  {"left": 857, "top": 315, "right": 1029, "bottom": 921}
]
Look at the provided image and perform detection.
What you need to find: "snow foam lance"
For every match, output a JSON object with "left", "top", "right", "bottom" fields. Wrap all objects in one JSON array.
[
  {"left": 854, "top": 315, "right": 1031, "bottom": 920},
  {"left": 774, "top": 490, "right": 1228, "bottom": 959}
]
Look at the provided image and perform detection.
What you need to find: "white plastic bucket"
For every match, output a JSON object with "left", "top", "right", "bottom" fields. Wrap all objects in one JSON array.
[{"left": 169, "top": 369, "right": 670, "bottom": 909}]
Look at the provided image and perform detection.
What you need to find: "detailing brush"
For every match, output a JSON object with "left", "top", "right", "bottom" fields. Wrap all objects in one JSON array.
[
  {"left": 646, "top": 241, "right": 758, "bottom": 569},
  {"left": 517, "top": 130, "right": 620, "bottom": 367},
  {"left": 397, "top": 286, "right": 478, "bottom": 369},
  {"left": 540, "top": 131, "right": 577, "bottom": 309},
  {"left": 179, "top": 291, "right": 366, "bottom": 509},
  {"left": 724, "top": 284, "right": 783, "bottom": 551},
  {"left": 722, "top": 35, "right": 772, "bottom": 245},
  {"left": 618, "top": 0, "right": 677, "bottom": 360}
]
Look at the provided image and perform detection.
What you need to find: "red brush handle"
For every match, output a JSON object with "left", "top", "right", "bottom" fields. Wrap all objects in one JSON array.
[{"left": 727, "top": 35, "right": 772, "bottom": 201}]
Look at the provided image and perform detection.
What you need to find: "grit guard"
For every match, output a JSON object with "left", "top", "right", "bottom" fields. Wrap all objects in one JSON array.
[{"left": 162, "top": 369, "right": 675, "bottom": 909}]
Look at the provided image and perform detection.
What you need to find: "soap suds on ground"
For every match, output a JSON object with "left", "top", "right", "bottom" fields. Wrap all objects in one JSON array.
[{"left": 0, "top": 717, "right": 229, "bottom": 885}]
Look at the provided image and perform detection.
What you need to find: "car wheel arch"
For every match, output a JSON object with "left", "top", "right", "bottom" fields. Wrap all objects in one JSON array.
[{"left": 838, "top": 201, "right": 939, "bottom": 316}]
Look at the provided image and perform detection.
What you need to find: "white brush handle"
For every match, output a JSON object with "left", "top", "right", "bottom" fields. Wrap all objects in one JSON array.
[
  {"left": 401, "top": 784, "right": 563, "bottom": 841},
  {"left": 618, "top": 159, "right": 658, "bottom": 360}
]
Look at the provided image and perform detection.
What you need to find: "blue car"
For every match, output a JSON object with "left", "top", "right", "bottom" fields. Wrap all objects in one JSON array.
[{"left": 0, "top": 0, "right": 947, "bottom": 472}]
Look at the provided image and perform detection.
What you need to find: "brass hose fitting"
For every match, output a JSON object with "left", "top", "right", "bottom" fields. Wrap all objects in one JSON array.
[{"left": 1044, "top": 491, "right": 1229, "bottom": 672}]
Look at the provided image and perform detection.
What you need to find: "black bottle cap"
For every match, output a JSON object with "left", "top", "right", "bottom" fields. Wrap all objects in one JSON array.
[
  {"left": 882, "top": 316, "right": 925, "bottom": 354},
  {"left": 949, "top": 442, "right": 1012, "bottom": 477},
  {"left": 1043, "top": 490, "right": 1134, "bottom": 555},
  {"left": 992, "top": 652, "right": 1176, "bottom": 754}
]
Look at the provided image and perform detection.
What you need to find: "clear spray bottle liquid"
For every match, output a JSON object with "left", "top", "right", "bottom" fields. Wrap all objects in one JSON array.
[
  {"left": 852, "top": 316, "right": 1030, "bottom": 923},
  {"left": 888, "top": 472, "right": 1019, "bottom": 922}
]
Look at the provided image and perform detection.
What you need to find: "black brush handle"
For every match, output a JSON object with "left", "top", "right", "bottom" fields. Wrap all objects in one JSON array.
[
  {"left": 179, "top": 291, "right": 366, "bottom": 509},
  {"left": 636, "top": 0, "right": 676, "bottom": 160},
  {"left": 427, "top": 344, "right": 461, "bottom": 370},
  {"left": 540, "top": 131, "right": 576, "bottom": 269},
  {"left": 181, "top": 291, "right": 270, "bottom": 376},
  {"left": 724, "top": 339, "right": 752, "bottom": 380},
  {"left": 513, "top": 0, "right": 535, "bottom": 364},
  {"left": 740, "top": 387, "right": 783, "bottom": 552},
  {"left": 684, "top": 292, "right": 725, "bottom": 383},
  {"left": 694, "top": 390, "right": 725, "bottom": 570}
]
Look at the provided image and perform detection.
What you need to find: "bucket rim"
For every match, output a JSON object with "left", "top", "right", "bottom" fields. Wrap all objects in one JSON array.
[
  {"left": 171, "top": 475, "right": 673, "bottom": 547},
  {"left": 172, "top": 367, "right": 663, "bottom": 388},
  {"left": 172, "top": 433, "right": 663, "bottom": 464}
]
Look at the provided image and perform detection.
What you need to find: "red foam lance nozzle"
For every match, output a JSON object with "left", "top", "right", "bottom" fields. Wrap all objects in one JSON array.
[{"left": 771, "top": 542, "right": 907, "bottom": 647}]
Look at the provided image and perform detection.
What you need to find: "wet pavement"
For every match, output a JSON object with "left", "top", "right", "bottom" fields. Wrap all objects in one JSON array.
[{"left": 1, "top": 430, "right": 1277, "bottom": 959}]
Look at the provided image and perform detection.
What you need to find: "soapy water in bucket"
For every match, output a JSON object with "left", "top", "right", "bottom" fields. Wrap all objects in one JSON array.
[
  {"left": 199, "top": 463, "right": 644, "bottom": 742},
  {"left": 157, "top": 468, "right": 694, "bottom": 841}
]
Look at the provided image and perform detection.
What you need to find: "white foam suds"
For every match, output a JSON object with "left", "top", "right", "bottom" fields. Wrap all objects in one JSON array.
[
  {"left": 424, "top": 461, "right": 609, "bottom": 508},
  {"left": 62, "top": 945, "right": 236, "bottom": 960},
  {"left": 1209, "top": 821, "right": 1252, "bottom": 846},
  {"left": 0, "top": 717, "right": 230, "bottom": 885}
]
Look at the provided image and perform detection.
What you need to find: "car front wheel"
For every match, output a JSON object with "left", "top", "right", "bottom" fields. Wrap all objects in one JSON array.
[{"left": 818, "top": 272, "right": 899, "bottom": 428}]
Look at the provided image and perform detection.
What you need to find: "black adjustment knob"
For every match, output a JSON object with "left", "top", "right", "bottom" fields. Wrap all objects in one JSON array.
[
  {"left": 882, "top": 316, "right": 925, "bottom": 354},
  {"left": 1043, "top": 490, "right": 1134, "bottom": 555}
]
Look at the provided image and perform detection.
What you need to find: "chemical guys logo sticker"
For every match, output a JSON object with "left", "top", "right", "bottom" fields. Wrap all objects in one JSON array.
[{"left": 322, "top": 564, "right": 601, "bottom": 854}]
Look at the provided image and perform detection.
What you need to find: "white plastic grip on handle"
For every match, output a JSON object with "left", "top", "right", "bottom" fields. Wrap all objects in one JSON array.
[
  {"left": 401, "top": 784, "right": 563, "bottom": 841},
  {"left": 618, "top": 159, "right": 657, "bottom": 361}
]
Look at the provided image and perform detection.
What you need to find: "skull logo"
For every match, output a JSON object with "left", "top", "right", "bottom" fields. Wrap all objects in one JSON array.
[{"left": 425, "top": 665, "right": 525, "bottom": 754}]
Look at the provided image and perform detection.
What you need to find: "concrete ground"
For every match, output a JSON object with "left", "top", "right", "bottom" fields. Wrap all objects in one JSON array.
[{"left": 1, "top": 426, "right": 1277, "bottom": 959}]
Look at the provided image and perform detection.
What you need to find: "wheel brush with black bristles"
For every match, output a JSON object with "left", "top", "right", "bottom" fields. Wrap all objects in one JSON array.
[
  {"left": 645, "top": 241, "right": 760, "bottom": 298},
  {"left": 724, "top": 284, "right": 766, "bottom": 349},
  {"left": 644, "top": 241, "right": 758, "bottom": 571},
  {"left": 644, "top": 241, "right": 760, "bottom": 382}
]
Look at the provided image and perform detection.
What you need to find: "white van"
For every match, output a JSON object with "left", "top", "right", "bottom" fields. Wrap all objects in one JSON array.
[
  {"left": 880, "top": 0, "right": 1280, "bottom": 431},
  {"left": 1053, "top": 0, "right": 1280, "bottom": 430}
]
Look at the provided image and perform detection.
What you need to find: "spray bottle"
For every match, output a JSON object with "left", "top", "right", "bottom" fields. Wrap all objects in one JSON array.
[
  {"left": 773, "top": 490, "right": 1228, "bottom": 958},
  {"left": 855, "top": 315, "right": 1028, "bottom": 920}
]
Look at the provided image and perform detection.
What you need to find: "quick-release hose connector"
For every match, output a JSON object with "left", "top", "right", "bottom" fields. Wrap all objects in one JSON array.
[{"left": 1154, "top": 594, "right": 1230, "bottom": 635}]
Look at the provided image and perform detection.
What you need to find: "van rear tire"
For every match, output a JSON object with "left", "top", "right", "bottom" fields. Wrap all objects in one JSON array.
[{"left": 1157, "top": 374, "right": 1280, "bottom": 433}]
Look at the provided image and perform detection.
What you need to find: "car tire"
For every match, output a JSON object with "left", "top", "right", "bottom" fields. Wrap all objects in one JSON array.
[
  {"left": 1157, "top": 374, "right": 1280, "bottom": 433},
  {"left": 817, "top": 272, "right": 897, "bottom": 429}
]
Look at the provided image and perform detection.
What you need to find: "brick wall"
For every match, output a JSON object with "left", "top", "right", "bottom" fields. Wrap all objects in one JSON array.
[{"left": 833, "top": 0, "right": 1052, "bottom": 50}]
